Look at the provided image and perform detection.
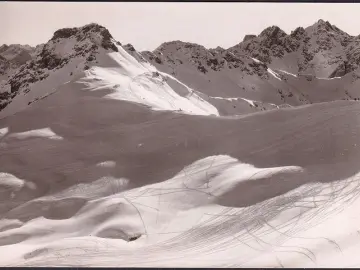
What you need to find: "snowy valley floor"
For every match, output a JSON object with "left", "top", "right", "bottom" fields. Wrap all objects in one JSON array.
[{"left": 1, "top": 79, "right": 360, "bottom": 267}]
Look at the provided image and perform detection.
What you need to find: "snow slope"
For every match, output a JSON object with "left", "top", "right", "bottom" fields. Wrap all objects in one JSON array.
[
  {"left": 80, "top": 46, "right": 219, "bottom": 116},
  {"left": 1, "top": 83, "right": 360, "bottom": 266},
  {"left": 0, "top": 24, "right": 218, "bottom": 119},
  {"left": 2, "top": 22, "right": 360, "bottom": 267}
]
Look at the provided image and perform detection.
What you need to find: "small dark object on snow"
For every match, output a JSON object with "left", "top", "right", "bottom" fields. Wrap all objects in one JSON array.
[
  {"left": 128, "top": 234, "right": 141, "bottom": 242},
  {"left": 154, "top": 57, "right": 162, "bottom": 64}
]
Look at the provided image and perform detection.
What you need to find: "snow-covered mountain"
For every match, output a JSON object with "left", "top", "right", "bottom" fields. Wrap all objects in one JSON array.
[
  {"left": 3, "top": 19, "right": 360, "bottom": 118},
  {"left": 228, "top": 19, "right": 355, "bottom": 77},
  {"left": 142, "top": 19, "right": 360, "bottom": 114},
  {"left": 2, "top": 20, "right": 360, "bottom": 267},
  {"left": 0, "top": 23, "right": 219, "bottom": 118}
]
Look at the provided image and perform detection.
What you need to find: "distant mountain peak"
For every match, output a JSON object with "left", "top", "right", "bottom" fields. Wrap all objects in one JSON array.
[
  {"left": 52, "top": 23, "right": 107, "bottom": 39},
  {"left": 209, "top": 46, "right": 225, "bottom": 54},
  {"left": 259, "top": 26, "right": 287, "bottom": 39},
  {"left": 0, "top": 44, "right": 9, "bottom": 53},
  {"left": 123, "top": 43, "right": 136, "bottom": 52},
  {"left": 2, "top": 22, "right": 124, "bottom": 102},
  {"left": 315, "top": 19, "right": 334, "bottom": 30},
  {"left": 155, "top": 40, "right": 207, "bottom": 53},
  {"left": 243, "top": 35, "right": 257, "bottom": 42},
  {"left": 307, "top": 19, "right": 349, "bottom": 36},
  {"left": 50, "top": 23, "right": 120, "bottom": 52},
  {"left": 213, "top": 46, "right": 224, "bottom": 50}
]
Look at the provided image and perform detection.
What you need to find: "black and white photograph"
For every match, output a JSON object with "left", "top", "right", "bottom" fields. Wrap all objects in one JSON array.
[{"left": 1, "top": 1, "right": 360, "bottom": 267}]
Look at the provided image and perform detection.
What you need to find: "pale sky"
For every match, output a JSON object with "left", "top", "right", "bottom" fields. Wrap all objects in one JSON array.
[{"left": 1, "top": 2, "right": 360, "bottom": 51}]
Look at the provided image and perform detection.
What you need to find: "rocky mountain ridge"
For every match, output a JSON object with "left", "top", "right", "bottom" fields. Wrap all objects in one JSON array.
[
  {"left": 0, "top": 44, "right": 38, "bottom": 77},
  {"left": 2, "top": 19, "right": 360, "bottom": 116},
  {"left": 144, "top": 19, "right": 360, "bottom": 79},
  {"left": 0, "top": 23, "right": 121, "bottom": 111},
  {"left": 141, "top": 19, "right": 360, "bottom": 113}
]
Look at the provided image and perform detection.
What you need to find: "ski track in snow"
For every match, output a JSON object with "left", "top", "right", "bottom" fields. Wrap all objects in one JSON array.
[
  {"left": 1, "top": 119, "right": 360, "bottom": 266},
  {"left": 2, "top": 154, "right": 360, "bottom": 267}
]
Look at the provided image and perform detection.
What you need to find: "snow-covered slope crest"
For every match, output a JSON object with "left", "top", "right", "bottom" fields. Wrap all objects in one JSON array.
[
  {"left": 0, "top": 23, "right": 219, "bottom": 118},
  {"left": 0, "top": 23, "right": 121, "bottom": 115},
  {"left": 80, "top": 46, "right": 219, "bottom": 116}
]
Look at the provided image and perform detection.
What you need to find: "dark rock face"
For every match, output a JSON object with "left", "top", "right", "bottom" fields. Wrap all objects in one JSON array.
[
  {"left": 344, "top": 39, "right": 360, "bottom": 73},
  {"left": 227, "top": 26, "right": 290, "bottom": 64},
  {"left": 329, "top": 61, "right": 349, "bottom": 78},
  {"left": 0, "top": 23, "right": 122, "bottom": 112},
  {"left": 223, "top": 19, "right": 360, "bottom": 77},
  {"left": 100, "top": 28, "right": 118, "bottom": 52},
  {"left": 51, "top": 27, "right": 78, "bottom": 40},
  {"left": 124, "top": 44, "right": 136, "bottom": 52},
  {"left": 259, "top": 26, "right": 287, "bottom": 40},
  {"left": 50, "top": 23, "right": 119, "bottom": 52},
  {"left": 38, "top": 47, "right": 63, "bottom": 70},
  {"left": 0, "top": 45, "right": 9, "bottom": 54},
  {"left": 141, "top": 39, "right": 272, "bottom": 80},
  {"left": 209, "top": 46, "right": 225, "bottom": 54},
  {"left": 11, "top": 50, "right": 32, "bottom": 66},
  {"left": 243, "top": 35, "right": 256, "bottom": 42},
  {"left": 142, "top": 51, "right": 162, "bottom": 64},
  {"left": 128, "top": 234, "right": 141, "bottom": 242},
  {"left": 0, "top": 44, "right": 36, "bottom": 75},
  {"left": 39, "top": 23, "right": 120, "bottom": 70},
  {"left": 0, "top": 55, "right": 9, "bottom": 75},
  {"left": 291, "top": 27, "right": 306, "bottom": 40}
]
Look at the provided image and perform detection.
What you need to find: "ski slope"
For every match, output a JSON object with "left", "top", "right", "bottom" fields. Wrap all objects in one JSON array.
[
  {"left": 1, "top": 86, "right": 360, "bottom": 266},
  {"left": 1, "top": 22, "right": 360, "bottom": 268}
]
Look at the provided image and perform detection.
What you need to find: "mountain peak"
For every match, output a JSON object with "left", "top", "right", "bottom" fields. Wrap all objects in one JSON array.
[
  {"left": 259, "top": 26, "right": 287, "bottom": 39},
  {"left": 2, "top": 22, "right": 124, "bottom": 98},
  {"left": 307, "top": 19, "right": 342, "bottom": 34},
  {"left": 315, "top": 19, "right": 337, "bottom": 29},
  {"left": 290, "top": 27, "right": 307, "bottom": 40},
  {"left": 305, "top": 19, "right": 353, "bottom": 47},
  {"left": 243, "top": 34, "right": 257, "bottom": 42},
  {"left": 52, "top": 23, "right": 106, "bottom": 40},
  {"left": 123, "top": 43, "right": 136, "bottom": 52},
  {"left": 0, "top": 44, "right": 9, "bottom": 53},
  {"left": 155, "top": 40, "right": 205, "bottom": 52},
  {"left": 210, "top": 46, "right": 225, "bottom": 51},
  {"left": 50, "top": 23, "right": 120, "bottom": 52}
]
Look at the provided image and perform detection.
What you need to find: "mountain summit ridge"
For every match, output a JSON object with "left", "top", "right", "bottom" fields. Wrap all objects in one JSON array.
[{"left": 2, "top": 20, "right": 360, "bottom": 117}]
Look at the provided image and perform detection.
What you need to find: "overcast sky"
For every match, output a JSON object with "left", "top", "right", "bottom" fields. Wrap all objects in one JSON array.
[{"left": 1, "top": 2, "right": 360, "bottom": 51}]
